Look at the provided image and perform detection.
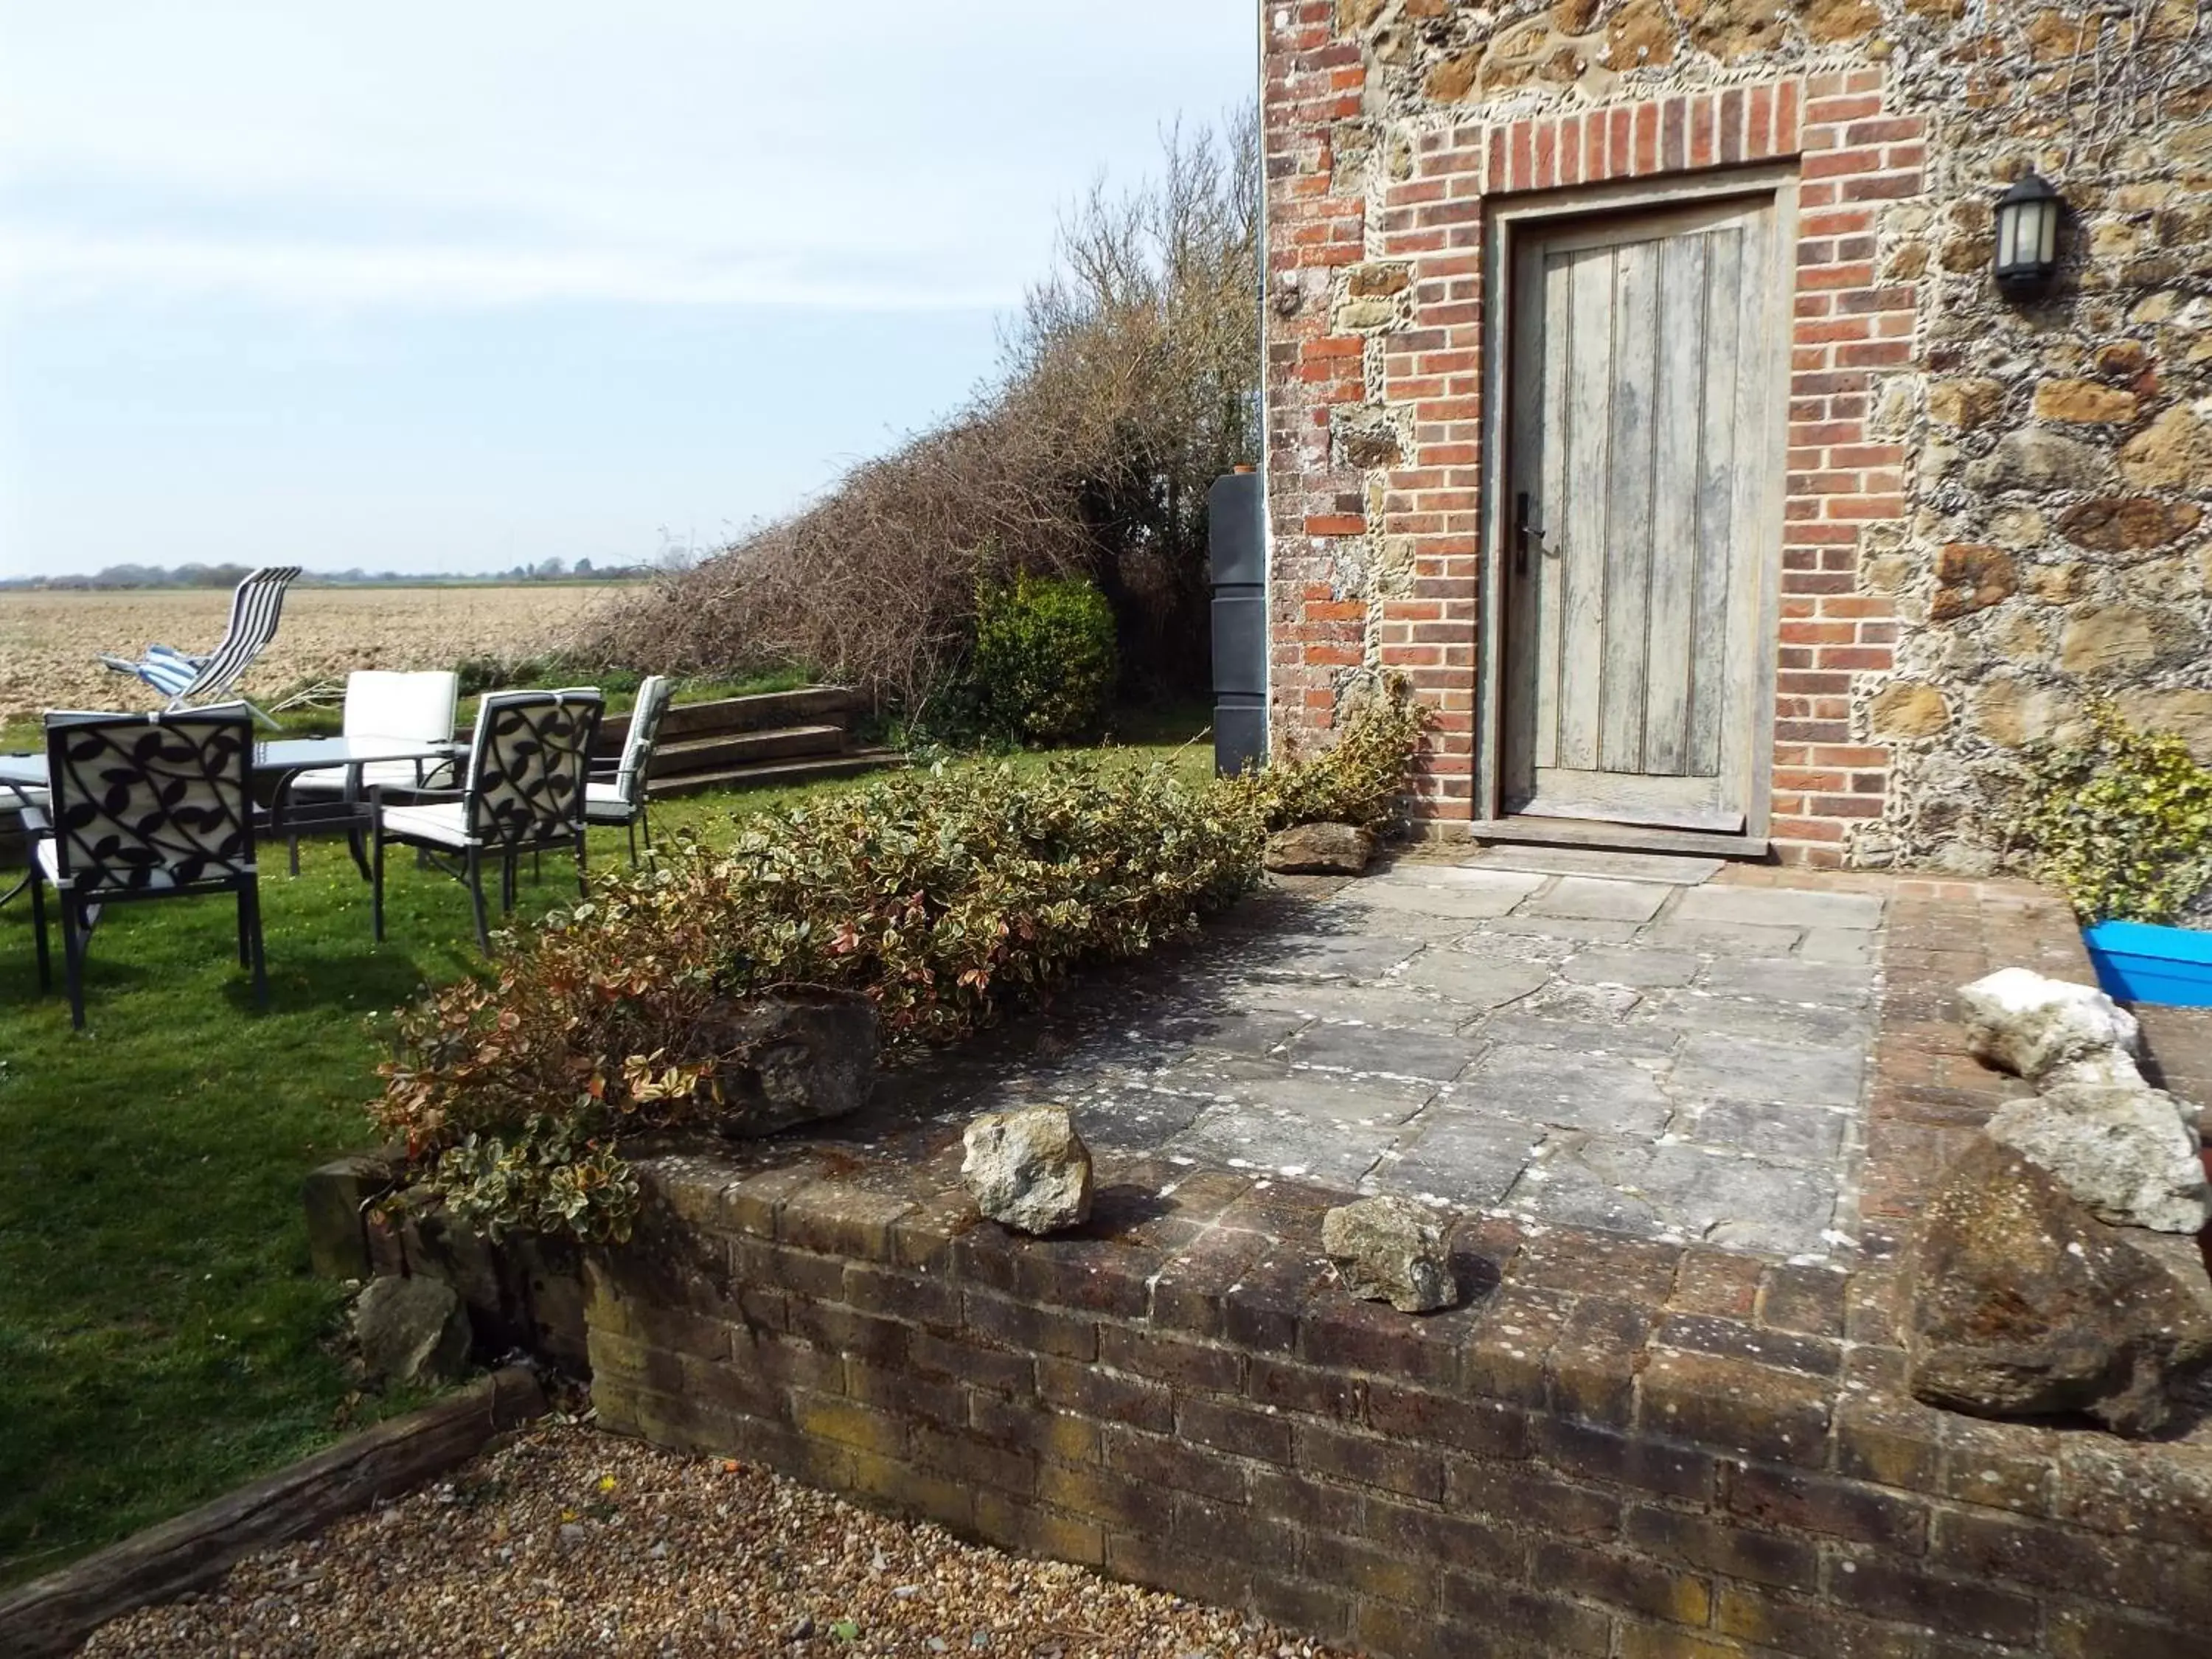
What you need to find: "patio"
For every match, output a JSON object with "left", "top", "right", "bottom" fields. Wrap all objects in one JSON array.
[{"left": 880, "top": 846, "right": 1884, "bottom": 1259}]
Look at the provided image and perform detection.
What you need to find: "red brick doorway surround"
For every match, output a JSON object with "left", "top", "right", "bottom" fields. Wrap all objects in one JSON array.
[{"left": 1265, "top": 41, "right": 1923, "bottom": 866}]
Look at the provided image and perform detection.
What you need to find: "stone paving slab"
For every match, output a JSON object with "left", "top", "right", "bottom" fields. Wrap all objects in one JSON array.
[
  {"left": 1560, "top": 947, "right": 1701, "bottom": 989},
  {"left": 1524, "top": 1138, "right": 1840, "bottom": 1255},
  {"left": 1332, "top": 880, "right": 1532, "bottom": 921},
  {"left": 1669, "top": 883, "right": 1885, "bottom": 931},
  {"left": 1798, "top": 928, "right": 1880, "bottom": 966},
  {"left": 1388, "top": 953, "right": 1557, "bottom": 1009},
  {"left": 1172, "top": 1103, "right": 1398, "bottom": 1187},
  {"left": 1457, "top": 1044, "right": 1673, "bottom": 1135},
  {"left": 1641, "top": 916, "right": 1808, "bottom": 955},
  {"left": 1245, "top": 933, "right": 1429, "bottom": 980},
  {"left": 1633, "top": 990, "right": 1867, "bottom": 1047},
  {"left": 1460, "top": 846, "right": 1728, "bottom": 884},
  {"left": 1400, "top": 866, "right": 1552, "bottom": 894},
  {"left": 1477, "top": 1009, "right": 1685, "bottom": 1057},
  {"left": 880, "top": 855, "right": 1886, "bottom": 1259},
  {"left": 1155, "top": 1053, "right": 1438, "bottom": 1125},
  {"left": 1374, "top": 1110, "right": 1544, "bottom": 1209},
  {"left": 1284, "top": 1020, "right": 1486, "bottom": 1082},
  {"left": 1696, "top": 957, "right": 1872, "bottom": 1007},
  {"left": 1232, "top": 981, "right": 1470, "bottom": 1034},
  {"left": 1681, "top": 1097, "right": 1852, "bottom": 1164},
  {"left": 1672, "top": 1032, "right": 1868, "bottom": 1108},
  {"left": 1481, "top": 912, "right": 1648, "bottom": 945},
  {"left": 1517, "top": 876, "right": 1677, "bottom": 922}
]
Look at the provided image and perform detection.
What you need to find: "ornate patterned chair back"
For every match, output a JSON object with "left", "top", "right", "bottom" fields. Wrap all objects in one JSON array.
[
  {"left": 43, "top": 707, "right": 258, "bottom": 891},
  {"left": 614, "top": 675, "right": 675, "bottom": 805},
  {"left": 462, "top": 689, "right": 604, "bottom": 849}
]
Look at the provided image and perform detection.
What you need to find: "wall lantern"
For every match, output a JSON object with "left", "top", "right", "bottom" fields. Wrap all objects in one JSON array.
[{"left": 1992, "top": 171, "right": 2063, "bottom": 299}]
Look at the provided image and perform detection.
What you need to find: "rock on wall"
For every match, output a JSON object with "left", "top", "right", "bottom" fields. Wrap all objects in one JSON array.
[{"left": 1267, "top": 0, "right": 2212, "bottom": 866}]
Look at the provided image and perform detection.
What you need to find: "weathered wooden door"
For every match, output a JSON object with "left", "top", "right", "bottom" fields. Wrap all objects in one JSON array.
[{"left": 1501, "top": 196, "right": 1784, "bottom": 834}]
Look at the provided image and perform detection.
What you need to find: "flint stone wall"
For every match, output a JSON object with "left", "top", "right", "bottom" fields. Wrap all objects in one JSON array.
[{"left": 1265, "top": 0, "right": 2212, "bottom": 867}]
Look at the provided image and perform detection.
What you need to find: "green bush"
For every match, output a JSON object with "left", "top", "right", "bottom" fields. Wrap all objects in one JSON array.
[
  {"left": 969, "top": 571, "right": 1118, "bottom": 745},
  {"left": 2017, "top": 698, "right": 2212, "bottom": 924},
  {"left": 1238, "top": 678, "right": 1430, "bottom": 833},
  {"left": 372, "top": 683, "right": 1428, "bottom": 1243}
]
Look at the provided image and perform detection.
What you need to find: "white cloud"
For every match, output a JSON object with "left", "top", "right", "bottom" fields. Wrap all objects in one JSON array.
[
  {"left": 0, "top": 0, "right": 1256, "bottom": 313},
  {"left": 0, "top": 227, "right": 1015, "bottom": 312}
]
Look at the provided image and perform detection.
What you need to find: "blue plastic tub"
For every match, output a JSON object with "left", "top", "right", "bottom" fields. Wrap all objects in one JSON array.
[{"left": 2082, "top": 919, "right": 2212, "bottom": 1008}]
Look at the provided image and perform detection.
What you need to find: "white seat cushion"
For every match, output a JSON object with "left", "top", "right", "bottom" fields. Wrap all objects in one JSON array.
[
  {"left": 380, "top": 801, "right": 473, "bottom": 849},
  {"left": 582, "top": 781, "right": 641, "bottom": 821}
]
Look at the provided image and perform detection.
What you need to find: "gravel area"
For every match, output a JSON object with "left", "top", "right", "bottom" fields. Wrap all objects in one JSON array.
[{"left": 82, "top": 1425, "right": 1352, "bottom": 1658}]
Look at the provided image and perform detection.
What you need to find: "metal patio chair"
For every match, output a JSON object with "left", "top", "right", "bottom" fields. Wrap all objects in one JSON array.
[
  {"left": 1, "top": 773, "right": 49, "bottom": 910},
  {"left": 375, "top": 688, "right": 603, "bottom": 951},
  {"left": 27, "top": 706, "right": 266, "bottom": 1029},
  {"left": 280, "top": 669, "right": 460, "bottom": 873},
  {"left": 98, "top": 566, "right": 302, "bottom": 728},
  {"left": 583, "top": 675, "right": 674, "bottom": 865}
]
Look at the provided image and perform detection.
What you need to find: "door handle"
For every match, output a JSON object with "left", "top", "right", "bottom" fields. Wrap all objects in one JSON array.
[{"left": 1514, "top": 491, "right": 1551, "bottom": 577}]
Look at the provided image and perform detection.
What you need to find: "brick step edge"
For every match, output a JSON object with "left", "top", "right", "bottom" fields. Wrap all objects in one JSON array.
[
  {"left": 0, "top": 1366, "right": 546, "bottom": 1659},
  {"left": 611, "top": 685, "right": 857, "bottom": 748},
  {"left": 650, "top": 723, "right": 848, "bottom": 773},
  {"left": 646, "top": 748, "right": 908, "bottom": 799}
]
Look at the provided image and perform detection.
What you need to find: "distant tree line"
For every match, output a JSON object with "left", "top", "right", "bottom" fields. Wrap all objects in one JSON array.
[{"left": 1, "top": 557, "right": 646, "bottom": 590}]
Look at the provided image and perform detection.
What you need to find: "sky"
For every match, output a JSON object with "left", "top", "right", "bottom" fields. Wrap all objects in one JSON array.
[{"left": 0, "top": 2, "right": 1256, "bottom": 579}]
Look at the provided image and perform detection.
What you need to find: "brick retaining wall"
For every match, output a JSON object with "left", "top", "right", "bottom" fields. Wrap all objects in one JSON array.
[{"left": 570, "top": 876, "right": 2212, "bottom": 1658}]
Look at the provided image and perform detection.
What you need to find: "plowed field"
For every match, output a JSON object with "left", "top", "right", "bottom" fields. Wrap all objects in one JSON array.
[{"left": 1, "top": 585, "right": 612, "bottom": 723}]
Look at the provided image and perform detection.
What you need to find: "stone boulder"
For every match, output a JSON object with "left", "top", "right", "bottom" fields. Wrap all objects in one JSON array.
[
  {"left": 1265, "top": 821, "right": 1377, "bottom": 875},
  {"left": 962, "top": 1104, "right": 1093, "bottom": 1235},
  {"left": 695, "top": 987, "right": 879, "bottom": 1138},
  {"left": 1958, "top": 968, "right": 2141, "bottom": 1084},
  {"left": 1321, "top": 1195, "right": 1459, "bottom": 1313},
  {"left": 353, "top": 1274, "right": 473, "bottom": 1385},
  {"left": 1985, "top": 1082, "right": 2211, "bottom": 1234},
  {"left": 2041, "top": 1049, "right": 2151, "bottom": 1091},
  {"left": 1905, "top": 1140, "right": 2212, "bottom": 1437}
]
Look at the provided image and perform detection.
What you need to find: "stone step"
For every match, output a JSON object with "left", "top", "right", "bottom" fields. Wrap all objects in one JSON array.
[
  {"left": 1458, "top": 846, "right": 1726, "bottom": 886},
  {"left": 1472, "top": 815, "right": 1769, "bottom": 860}
]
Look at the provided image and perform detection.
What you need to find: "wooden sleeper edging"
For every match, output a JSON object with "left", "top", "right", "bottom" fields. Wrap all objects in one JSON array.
[{"left": 0, "top": 1366, "right": 546, "bottom": 1659}]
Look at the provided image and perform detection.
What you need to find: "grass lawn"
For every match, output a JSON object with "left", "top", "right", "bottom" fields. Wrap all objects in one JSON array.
[{"left": 0, "top": 706, "right": 1209, "bottom": 1588}]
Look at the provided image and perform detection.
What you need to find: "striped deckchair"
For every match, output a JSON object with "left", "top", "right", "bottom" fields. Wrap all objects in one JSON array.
[{"left": 98, "top": 566, "right": 302, "bottom": 728}]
